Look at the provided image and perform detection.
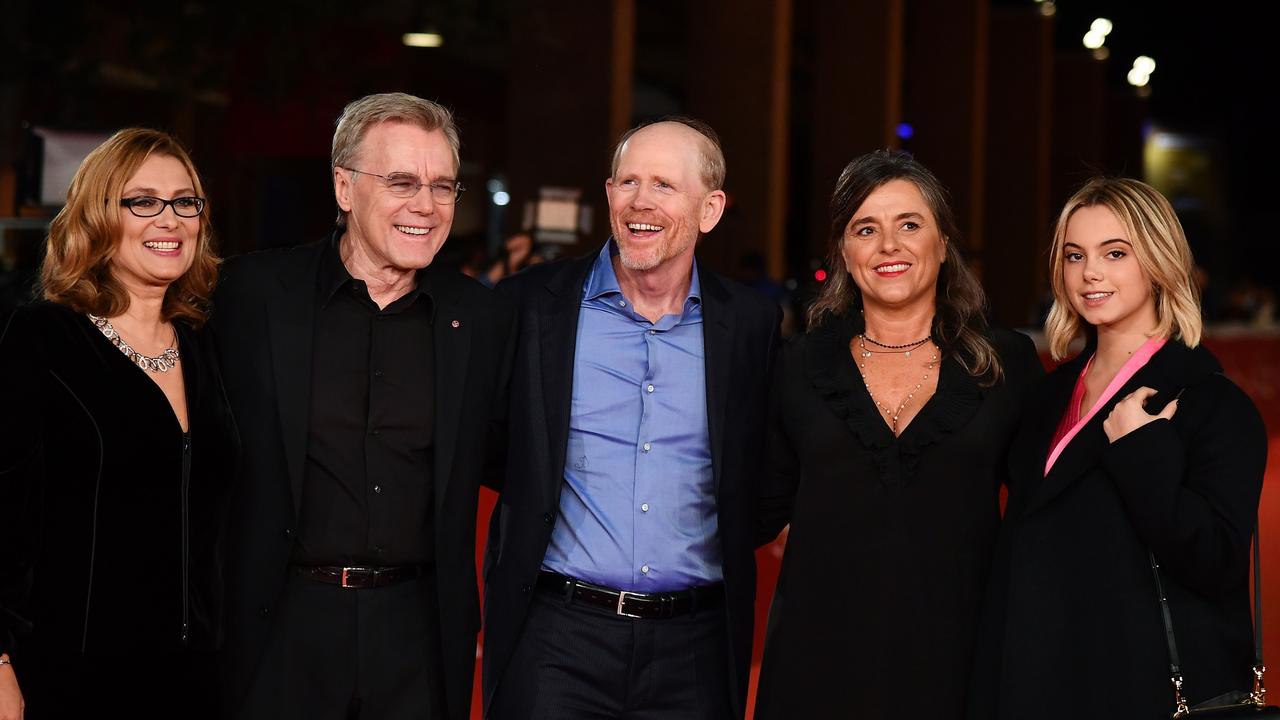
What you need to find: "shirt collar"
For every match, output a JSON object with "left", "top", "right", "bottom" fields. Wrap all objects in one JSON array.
[
  {"left": 317, "top": 228, "right": 435, "bottom": 317},
  {"left": 583, "top": 238, "right": 702, "bottom": 305}
]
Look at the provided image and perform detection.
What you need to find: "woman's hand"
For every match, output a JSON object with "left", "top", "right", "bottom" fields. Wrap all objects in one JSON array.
[
  {"left": 1104, "top": 386, "right": 1177, "bottom": 443},
  {"left": 0, "top": 656, "right": 23, "bottom": 720}
]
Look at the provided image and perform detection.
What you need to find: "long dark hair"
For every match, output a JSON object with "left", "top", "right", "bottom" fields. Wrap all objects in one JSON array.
[{"left": 807, "top": 150, "right": 1002, "bottom": 384}]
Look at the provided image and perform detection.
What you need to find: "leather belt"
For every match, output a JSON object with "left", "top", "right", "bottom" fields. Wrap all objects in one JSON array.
[
  {"left": 536, "top": 570, "right": 723, "bottom": 619},
  {"left": 292, "top": 565, "right": 421, "bottom": 589}
]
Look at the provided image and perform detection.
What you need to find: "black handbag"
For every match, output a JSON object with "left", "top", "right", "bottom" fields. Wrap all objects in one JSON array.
[{"left": 1151, "top": 528, "right": 1280, "bottom": 718}]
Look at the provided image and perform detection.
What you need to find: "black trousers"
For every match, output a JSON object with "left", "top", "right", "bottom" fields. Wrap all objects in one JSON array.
[
  {"left": 489, "top": 585, "right": 732, "bottom": 720},
  {"left": 238, "top": 570, "right": 446, "bottom": 720}
]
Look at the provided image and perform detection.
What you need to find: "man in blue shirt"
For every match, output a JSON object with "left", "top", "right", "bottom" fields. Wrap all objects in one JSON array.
[{"left": 483, "top": 118, "right": 780, "bottom": 719}]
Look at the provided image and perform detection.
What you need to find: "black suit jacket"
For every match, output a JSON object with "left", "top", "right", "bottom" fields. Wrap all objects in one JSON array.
[
  {"left": 969, "top": 340, "right": 1267, "bottom": 719},
  {"left": 480, "top": 247, "right": 781, "bottom": 719},
  {"left": 211, "top": 236, "right": 514, "bottom": 720}
]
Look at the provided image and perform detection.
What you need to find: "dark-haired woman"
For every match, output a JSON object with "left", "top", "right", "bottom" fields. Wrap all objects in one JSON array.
[
  {"left": 0, "top": 129, "right": 236, "bottom": 719},
  {"left": 753, "top": 151, "right": 1043, "bottom": 719}
]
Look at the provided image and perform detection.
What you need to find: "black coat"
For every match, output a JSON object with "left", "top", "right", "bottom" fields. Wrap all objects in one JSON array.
[
  {"left": 480, "top": 249, "right": 781, "bottom": 719},
  {"left": 968, "top": 340, "right": 1267, "bottom": 720},
  {"left": 0, "top": 301, "right": 237, "bottom": 708},
  {"left": 210, "top": 238, "right": 515, "bottom": 720},
  {"left": 752, "top": 314, "right": 1043, "bottom": 719}
]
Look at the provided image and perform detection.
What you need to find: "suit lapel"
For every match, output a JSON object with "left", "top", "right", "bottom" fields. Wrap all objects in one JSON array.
[
  {"left": 539, "top": 256, "right": 593, "bottom": 491},
  {"left": 429, "top": 270, "right": 471, "bottom": 513},
  {"left": 266, "top": 244, "right": 323, "bottom": 517},
  {"left": 698, "top": 268, "right": 734, "bottom": 495}
]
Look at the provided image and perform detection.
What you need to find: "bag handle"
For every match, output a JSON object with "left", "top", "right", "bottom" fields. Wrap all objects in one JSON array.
[{"left": 1150, "top": 524, "right": 1266, "bottom": 717}]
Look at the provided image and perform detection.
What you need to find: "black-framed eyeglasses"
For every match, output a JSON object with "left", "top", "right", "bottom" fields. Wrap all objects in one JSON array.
[
  {"left": 119, "top": 196, "right": 207, "bottom": 218},
  {"left": 341, "top": 167, "right": 465, "bottom": 204}
]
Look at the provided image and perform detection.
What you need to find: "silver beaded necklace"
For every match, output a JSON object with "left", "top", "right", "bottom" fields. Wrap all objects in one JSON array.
[{"left": 88, "top": 314, "right": 181, "bottom": 373}]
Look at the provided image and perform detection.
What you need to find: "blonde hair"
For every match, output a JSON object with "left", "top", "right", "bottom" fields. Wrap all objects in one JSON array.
[
  {"left": 1045, "top": 176, "right": 1202, "bottom": 360},
  {"left": 331, "top": 92, "right": 460, "bottom": 224},
  {"left": 40, "top": 128, "right": 218, "bottom": 327}
]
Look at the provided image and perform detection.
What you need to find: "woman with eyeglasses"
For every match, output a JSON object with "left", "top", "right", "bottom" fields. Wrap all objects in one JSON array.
[{"left": 0, "top": 128, "right": 237, "bottom": 719}]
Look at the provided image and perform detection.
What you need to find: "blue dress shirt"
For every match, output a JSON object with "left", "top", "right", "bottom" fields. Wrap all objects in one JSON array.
[{"left": 541, "top": 241, "right": 721, "bottom": 592}]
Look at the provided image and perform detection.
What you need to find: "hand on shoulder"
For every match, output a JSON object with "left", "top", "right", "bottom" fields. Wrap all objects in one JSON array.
[{"left": 1103, "top": 386, "right": 1177, "bottom": 442}]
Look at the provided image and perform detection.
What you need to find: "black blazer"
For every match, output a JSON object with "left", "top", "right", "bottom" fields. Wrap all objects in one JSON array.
[
  {"left": 480, "top": 248, "right": 781, "bottom": 719},
  {"left": 211, "top": 237, "right": 515, "bottom": 720},
  {"left": 0, "top": 302, "right": 237, "bottom": 666},
  {"left": 969, "top": 340, "right": 1267, "bottom": 719}
]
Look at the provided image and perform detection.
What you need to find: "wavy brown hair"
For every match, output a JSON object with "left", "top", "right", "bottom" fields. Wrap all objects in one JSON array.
[
  {"left": 1045, "top": 176, "right": 1202, "bottom": 360},
  {"left": 40, "top": 128, "right": 218, "bottom": 327},
  {"left": 807, "top": 150, "right": 1002, "bottom": 384}
]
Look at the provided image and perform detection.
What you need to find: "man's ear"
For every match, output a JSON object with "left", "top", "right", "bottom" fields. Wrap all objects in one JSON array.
[
  {"left": 334, "top": 167, "right": 353, "bottom": 213},
  {"left": 699, "top": 189, "right": 727, "bottom": 234}
]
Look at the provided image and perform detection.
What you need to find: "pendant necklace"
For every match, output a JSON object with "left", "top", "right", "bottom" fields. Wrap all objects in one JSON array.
[{"left": 852, "top": 334, "right": 938, "bottom": 435}]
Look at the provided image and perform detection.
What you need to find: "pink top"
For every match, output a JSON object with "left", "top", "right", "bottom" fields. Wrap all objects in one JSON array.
[{"left": 1043, "top": 335, "right": 1168, "bottom": 475}]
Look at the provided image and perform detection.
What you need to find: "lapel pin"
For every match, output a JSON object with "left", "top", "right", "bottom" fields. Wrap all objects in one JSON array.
[{"left": 451, "top": 319, "right": 461, "bottom": 328}]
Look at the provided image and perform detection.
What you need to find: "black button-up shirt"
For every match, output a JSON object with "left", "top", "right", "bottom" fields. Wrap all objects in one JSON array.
[{"left": 291, "top": 236, "right": 436, "bottom": 566}]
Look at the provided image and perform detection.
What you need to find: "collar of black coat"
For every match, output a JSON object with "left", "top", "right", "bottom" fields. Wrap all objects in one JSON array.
[
  {"left": 801, "top": 311, "right": 985, "bottom": 486},
  {"left": 1011, "top": 337, "right": 1223, "bottom": 518}
]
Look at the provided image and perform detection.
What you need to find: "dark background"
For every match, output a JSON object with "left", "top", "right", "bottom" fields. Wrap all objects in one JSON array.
[{"left": 0, "top": 0, "right": 1273, "bottom": 327}]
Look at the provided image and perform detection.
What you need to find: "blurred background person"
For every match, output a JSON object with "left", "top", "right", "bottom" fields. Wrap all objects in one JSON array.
[
  {"left": 969, "top": 178, "right": 1267, "bottom": 719},
  {"left": 0, "top": 128, "right": 236, "bottom": 719},
  {"left": 754, "top": 150, "right": 1042, "bottom": 719},
  {"left": 483, "top": 230, "right": 541, "bottom": 286}
]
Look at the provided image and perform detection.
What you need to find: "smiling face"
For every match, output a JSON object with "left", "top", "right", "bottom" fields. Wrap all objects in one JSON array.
[
  {"left": 1061, "top": 204, "right": 1157, "bottom": 334},
  {"left": 840, "top": 178, "right": 947, "bottom": 313},
  {"left": 110, "top": 153, "right": 200, "bottom": 294},
  {"left": 334, "top": 121, "right": 456, "bottom": 272},
  {"left": 605, "top": 122, "right": 725, "bottom": 272}
]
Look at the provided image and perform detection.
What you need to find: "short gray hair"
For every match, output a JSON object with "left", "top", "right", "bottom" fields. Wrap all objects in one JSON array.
[
  {"left": 610, "top": 116, "right": 726, "bottom": 191},
  {"left": 331, "top": 93, "right": 459, "bottom": 224}
]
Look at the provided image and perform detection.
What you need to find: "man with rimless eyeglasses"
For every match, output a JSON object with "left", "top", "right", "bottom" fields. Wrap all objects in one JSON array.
[{"left": 211, "top": 92, "right": 514, "bottom": 720}]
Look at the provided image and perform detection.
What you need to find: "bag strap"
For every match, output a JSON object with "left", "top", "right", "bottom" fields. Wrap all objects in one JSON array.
[{"left": 1151, "top": 522, "right": 1266, "bottom": 717}]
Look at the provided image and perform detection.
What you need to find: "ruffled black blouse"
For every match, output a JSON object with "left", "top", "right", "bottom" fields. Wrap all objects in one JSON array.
[{"left": 754, "top": 313, "right": 1043, "bottom": 720}]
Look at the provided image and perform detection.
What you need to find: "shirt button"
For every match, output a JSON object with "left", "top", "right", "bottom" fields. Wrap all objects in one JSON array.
[
  {"left": 373, "top": 485, "right": 382, "bottom": 494},
  {"left": 646, "top": 384, "right": 655, "bottom": 393},
  {"left": 618, "top": 300, "right": 626, "bottom": 307},
  {"left": 374, "top": 369, "right": 383, "bottom": 378},
  {"left": 642, "top": 442, "right": 651, "bottom": 452},
  {"left": 640, "top": 565, "right": 650, "bottom": 574},
  {"left": 648, "top": 329, "right": 656, "bottom": 335},
  {"left": 641, "top": 503, "right": 649, "bottom": 512},
  {"left": 543, "top": 512, "right": 555, "bottom": 524}
]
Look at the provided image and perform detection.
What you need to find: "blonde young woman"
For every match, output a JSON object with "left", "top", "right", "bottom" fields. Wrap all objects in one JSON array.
[
  {"left": 969, "top": 177, "right": 1267, "bottom": 719},
  {"left": 0, "top": 129, "right": 236, "bottom": 719}
]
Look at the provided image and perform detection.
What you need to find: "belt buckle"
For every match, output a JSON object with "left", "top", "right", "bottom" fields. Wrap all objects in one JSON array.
[
  {"left": 341, "top": 567, "right": 360, "bottom": 588},
  {"left": 615, "top": 590, "right": 643, "bottom": 618}
]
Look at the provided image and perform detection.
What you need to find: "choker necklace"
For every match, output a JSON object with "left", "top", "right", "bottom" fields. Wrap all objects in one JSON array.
[
  {"left": 88, "top": 314, "right": 180, "bottom": 373},
  {"left": 858, "top": 334, "right": 931, "bottom": 358},
  {"left": 853, "top": 335, "right": 938, "bottom": 435}
]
